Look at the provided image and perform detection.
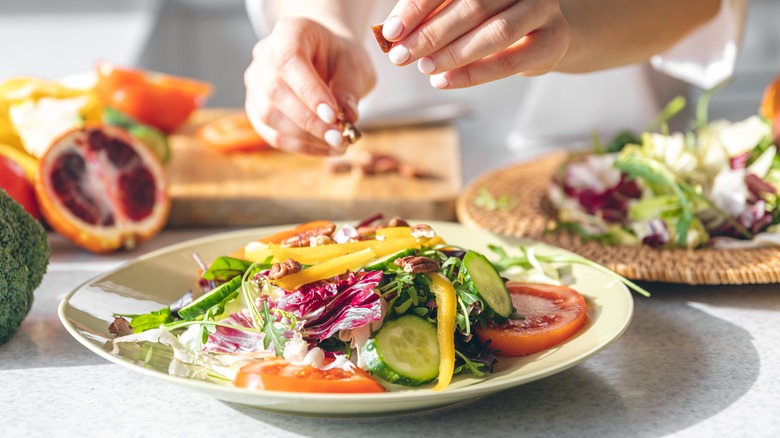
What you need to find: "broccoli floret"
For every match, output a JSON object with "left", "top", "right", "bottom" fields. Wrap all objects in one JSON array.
[{"left": 0, "top": 188, "right": 50, "bottom": 345}]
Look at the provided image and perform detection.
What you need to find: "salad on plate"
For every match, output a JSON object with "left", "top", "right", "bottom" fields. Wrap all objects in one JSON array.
[
  {"left": 108, "top": 215, "right": 647, "bottom": 393},
  {"left": 548, "top": 94, "right": 780, "bottom": 250}
]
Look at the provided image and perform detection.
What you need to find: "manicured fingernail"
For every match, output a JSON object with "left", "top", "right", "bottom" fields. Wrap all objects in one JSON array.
[
  {"left": 382, "top": 16, "right": 403, "bottom": 40},
  {"left": 317, "top": 103, "right": 337, "bottom": 124},
  {"left": 430, "top": 73, "right": 449, "bottom": 89},
  {"left": 388, "top": 44, "right": 411, "bottom": 65},
  {"left": 418, "top": 57, "right": 436, "bottom": 74},
  {"left": 324, "top": 129, "right": 344, "bottom": 148}
]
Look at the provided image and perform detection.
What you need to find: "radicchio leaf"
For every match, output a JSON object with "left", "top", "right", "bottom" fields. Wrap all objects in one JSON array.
[
  {"left": 204, "top": 309, "right": 267, "bottom": 354},
  {"left": 275, "top": 271, "right": 383, "bottom": 342}
]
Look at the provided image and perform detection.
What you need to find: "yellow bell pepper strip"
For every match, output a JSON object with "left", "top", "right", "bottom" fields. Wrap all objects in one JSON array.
[
  {"left": 426, "top": 272, "right": 457, "bottom": 391},
  {"left": 270, "top": 239, "right": 378, "bottom": 265},
  {"left": 243, "top": 241, "right": 275, "bottom": 263},
  {"left": 230, "top": 220, "right": 335, "bottom": 260},
  {"left": 269, "top": 235, "right": 448, "bottom": 266},
  {"left": 272, "top": 248, "right": 376, "bottom": 291},
  {"left": 375, "top": 226, "right": 412, "bottom": 239}
]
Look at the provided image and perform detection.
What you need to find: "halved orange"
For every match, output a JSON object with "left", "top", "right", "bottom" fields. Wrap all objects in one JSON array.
[{"left": 34, "top": 124, "right": 170, "bottom": 253}]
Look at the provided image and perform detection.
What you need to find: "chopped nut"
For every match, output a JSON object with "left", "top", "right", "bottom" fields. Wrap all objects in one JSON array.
[
  {"left": 108, "top": 317, "right": 133, "bottom": 337},
  {"left": 309, "top": 235, "right": 334, "bottom": 246},
  {"left": 280, "top": 224, "right": 337, "bottom": 247},
  {"left": 387, "top": 217, "right": 410, "bottom": 227},
  {"left": 341, "top": 121, "right": 362, "bottom": 145},
  {"left": 394, "top": 255, "right": 440, "bottom": 273},
  {"left": 371, "top": 23, "right": 392, "bottom": 53},
  {"left": 268, "top": 258, "right": 302, "bottom": 280},
  {"left": 410, "top": 224, "right": 436, "bottom": 239}
]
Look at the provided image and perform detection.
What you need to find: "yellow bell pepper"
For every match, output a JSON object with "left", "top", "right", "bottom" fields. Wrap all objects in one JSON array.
[
  {"left": 0, "top": 76, "right": 103, "bottom": 151},
  {"left": 426, "top": 272, "right": 457, "bottom": 391},
  {"left": 270, "top": 239, "right": 379, "bottom": 265},
  {"left": 272, "top": 248, "right": 376, "bottom": 291},
  {"left": 375, "top": 226, "right": 412, "bottom": 239}
]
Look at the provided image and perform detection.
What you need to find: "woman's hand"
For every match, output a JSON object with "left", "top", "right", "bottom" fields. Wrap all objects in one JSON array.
[
  {"left": 380, "top": 0, "right": 570, "bottom": 89},
  {"left": 244, "top": 17, "right": 376, "bottom": 155}
]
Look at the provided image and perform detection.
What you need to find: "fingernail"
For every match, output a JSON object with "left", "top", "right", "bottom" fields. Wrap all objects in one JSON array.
[
  {"left": 324, "top": 129, "right": 344, "bottom": 148},
  {"left": 317, "top": 103, "right": 337, "bottom": 124},
  {"left": 430, "top": 73, "right": 449, "bottom": 89},
  {"left": 388, "top": 44, "right": 411, "bottom": 65},
  {"left": 418, "top": 57, "right": 436, "bottom": 74},
  {"left": 382, "top": 16, "right": 403, "bottom": 40}
]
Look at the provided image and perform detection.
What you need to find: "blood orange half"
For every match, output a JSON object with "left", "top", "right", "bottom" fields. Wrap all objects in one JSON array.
[{"left": 34, "top": 124, "right": 170, "bottom": 253}]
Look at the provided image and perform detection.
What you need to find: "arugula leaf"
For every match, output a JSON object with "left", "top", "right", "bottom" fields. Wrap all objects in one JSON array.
[
  {"left": 261, "top": 301, "right": 288, "bottom": 356},
  {"left": 614, "top": 154, "right": 694, "bottom": 247},
  {"left": 126, "top": 307, "right": 174, "bottom": 333},
  {"left": 473, "top": 186, "right": 519, "bottom": 211},
  {"left": 201, "top": 256, "right": 255, "bottom": 281},
  {"left": 454, "top": 350, "right": 486, "bottom": 377},
  {"left": 487, "top": 245, "right": 651, "bottom": 297}
]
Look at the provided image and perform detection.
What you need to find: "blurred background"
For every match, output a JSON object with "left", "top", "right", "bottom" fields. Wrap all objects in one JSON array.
[{"left": 2, "top": 0, "right": 779, "bottom": 180}]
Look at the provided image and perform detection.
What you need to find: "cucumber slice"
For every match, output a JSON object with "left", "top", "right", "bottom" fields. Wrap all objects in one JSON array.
[
  {"left": 461, "top": 251, "right": 513, "bottom": 318},
  {"left": 362, "top": 314, "right": 439, "bottom": 386},
  {"left": 177, "top": 275, "right": 243, "bottom": 320},
  {"left": 364, "top": 248, "right": 415, "bottom": 271}
]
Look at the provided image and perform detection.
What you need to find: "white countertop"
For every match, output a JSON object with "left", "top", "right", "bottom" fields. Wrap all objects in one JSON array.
[{"left": 1, "top": 230, "right": 779, "bottom": 437}]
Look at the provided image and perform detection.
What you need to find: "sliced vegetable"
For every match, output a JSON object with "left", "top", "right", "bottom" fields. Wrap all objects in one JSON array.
[
  {"left": 427, "top": 272, "right": 457, "bottom": 391},
  {"left": 362, "top": 314, "right": 440, "bottom": 386},
  {"left": 231, "top": 220, "right": 336, "bottom": 260},
  {"left": 475, "top": 282, "right": 587, "bottom": 357},
  {"left": 234, "top": 358, "right": 386, "bottom": 393},
  {"left": 177, "top": 275, "right": 242, "bottom": 320},
  {"left": 364, "top": 248, "right": 416, "bottom": 271},
  {"left": 461, "top": 251, "right": 513, "bottom": 318},
  {"left": 271, "top": 248, "right": 376, "bottom": 291},
  {"left": 95, "top": 61, "right": 212, "bottom": 133}
]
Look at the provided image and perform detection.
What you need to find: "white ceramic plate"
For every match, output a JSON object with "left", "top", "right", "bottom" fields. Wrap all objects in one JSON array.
[{"left": 59, "top": 221, "right": 634, "bottom": 417}]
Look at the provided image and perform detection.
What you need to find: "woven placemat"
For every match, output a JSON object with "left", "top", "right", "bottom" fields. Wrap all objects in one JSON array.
[{"left": 456, "top": 150, "right": 780, "bottom": 285}]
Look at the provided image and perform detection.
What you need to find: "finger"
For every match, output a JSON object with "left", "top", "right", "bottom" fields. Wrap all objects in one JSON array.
[
  {"left": 268, "top": 24, "right": 342, "bottom": 128},
  {"left": 416, "top": 1, "right": 547, "bottom": 74},
  {"left": 391, "top": 0, "right": 516, "bottom": 66},
  {"left": 381, "top": 0, "right": 449, "bottom": 42},
  {"left": 246, "top": 101, "right": 343, "bottom": 157},
  {"left": 245, "top": 58, "right": 345, "bottom": 149},
  {"left": 429, "top": 27, "right": 568, "bottom": 88}
]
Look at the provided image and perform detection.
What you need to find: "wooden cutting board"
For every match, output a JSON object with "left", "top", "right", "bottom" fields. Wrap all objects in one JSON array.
[{"left": 165, "top": 109, "right": 461, "bottom": 226}]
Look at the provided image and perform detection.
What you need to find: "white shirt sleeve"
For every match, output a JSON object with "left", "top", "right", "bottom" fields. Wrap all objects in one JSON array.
[{"left": 650, "top": 0, "right": 749, "bottom": 89}]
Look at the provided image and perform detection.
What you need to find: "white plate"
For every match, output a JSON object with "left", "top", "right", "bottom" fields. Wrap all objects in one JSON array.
[{"left": 59, "top": 221, "right": 634, "bottom": 417}]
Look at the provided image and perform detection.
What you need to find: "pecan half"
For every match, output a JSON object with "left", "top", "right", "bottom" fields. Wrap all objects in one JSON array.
[
  {"left": 280, "top": 224, "right": 337, "bottom": 248},
  {"left": 108, "top": 317, "right": 133, "bottom": 337},
  {"left": 394, "top": 256, "right": 440, "bottom": 273},
  {"left": 268, "top": 258, "right": 303, "bottom": 280},
  {"left": 410, "top": 224, "right": 436, "bottom": 239},
  {"left": 387, "top": 217, "right": 410, "bottom": 227}
]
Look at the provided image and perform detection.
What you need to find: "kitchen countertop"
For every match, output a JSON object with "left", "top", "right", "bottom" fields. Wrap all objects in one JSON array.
[{"left": 2, "top": 229, "right": 779, "bottom": 437}]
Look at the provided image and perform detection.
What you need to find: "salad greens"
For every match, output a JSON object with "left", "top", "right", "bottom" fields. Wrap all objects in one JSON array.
[
  {"left": 549, "top": 97, "right": 779, "bottom": 249},
  {"left": 109, "top": 217, "right": 647, "bottom": 392}
]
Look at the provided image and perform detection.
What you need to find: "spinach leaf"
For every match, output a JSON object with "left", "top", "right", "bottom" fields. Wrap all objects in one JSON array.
[{"left": 201, "top": 256, "right": 254, "bottom": 281}]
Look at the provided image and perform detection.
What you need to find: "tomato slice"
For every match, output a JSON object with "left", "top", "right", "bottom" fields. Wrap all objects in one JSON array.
[
  {"left": 475, "top": 282, "right": 587, "bottom": 357},
  {"left": 196, "top": 113, "right": 269, "bottom": 153},
  {"left": 0, "top": 154, "right": 40, "bottom": 220},
  {"left": 95, "top": 61, "right": 212, "bottom": 133},
  {"left": 234, "top": 358, "right": 386, "bottom": 393}
]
